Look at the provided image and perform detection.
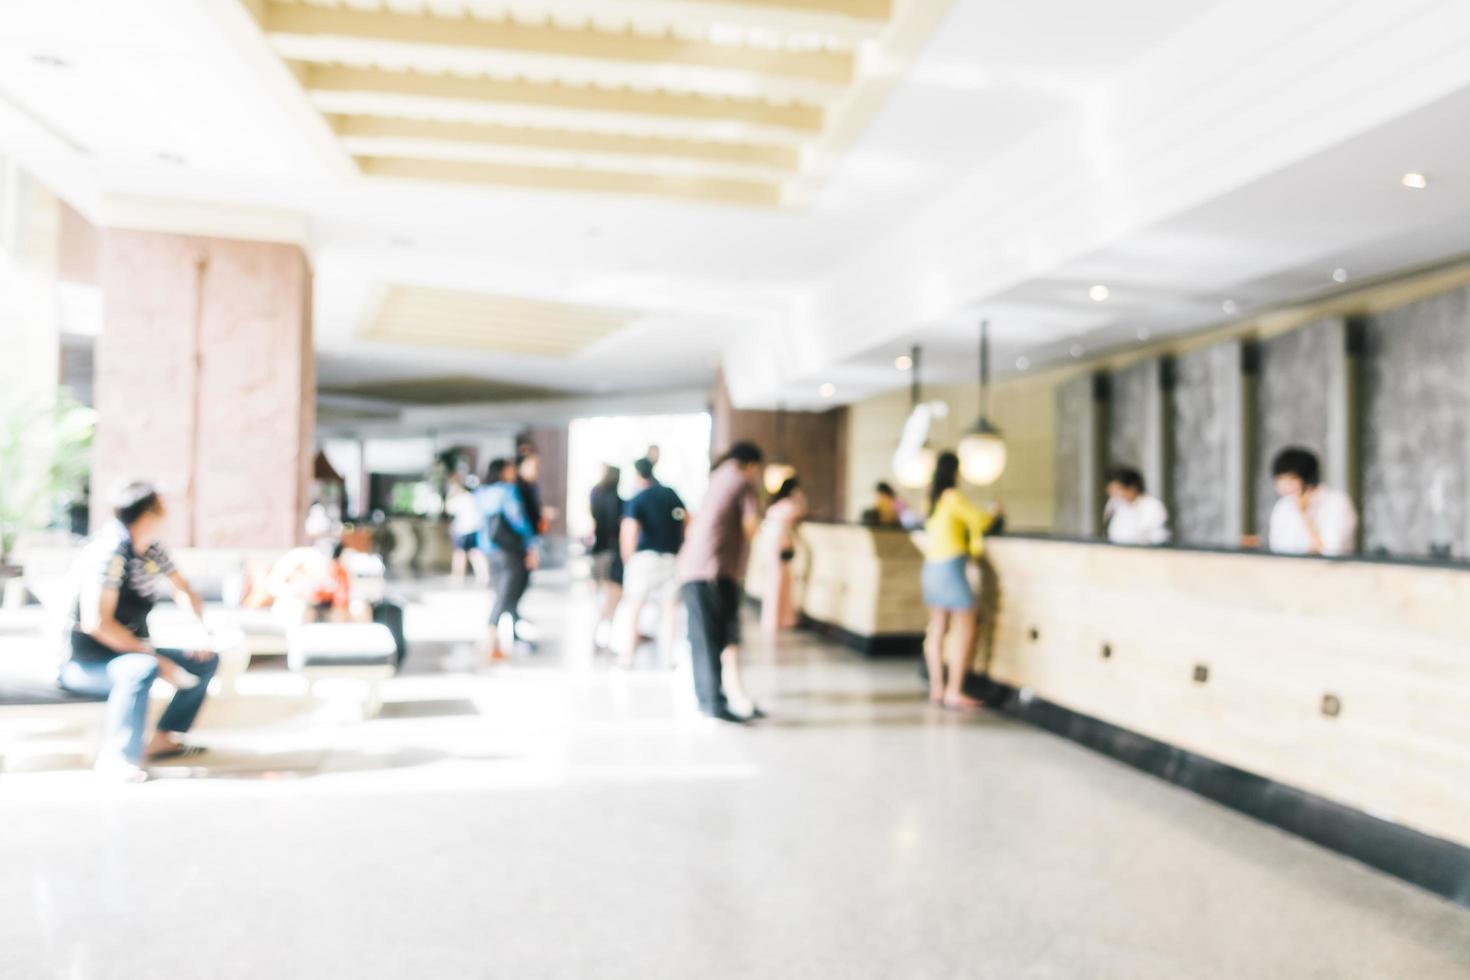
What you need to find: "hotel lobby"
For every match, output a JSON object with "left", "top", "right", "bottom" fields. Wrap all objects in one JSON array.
[{"left": 2, "top": 1, "right": 1470, "bottom": 977}]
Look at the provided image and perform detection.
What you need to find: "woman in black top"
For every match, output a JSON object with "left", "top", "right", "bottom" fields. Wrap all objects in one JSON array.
[{"left": 589, "top": 464, "right": 624, "bottom": 649}]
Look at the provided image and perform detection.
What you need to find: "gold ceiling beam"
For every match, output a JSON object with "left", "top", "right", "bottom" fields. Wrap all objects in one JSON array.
[
  {"left": 266, "top": 4, "right": 855, "bottom": 85},
  {"left": 332, "top": 115, "right": 802, "bottom": 173},
  {"left": 687, "top": 0, "right": 892, "bottom": 18},
  {"left": 358, "top": 155, "right": 784, "bottom": 207},
  {"left": 305, "top": 65, "right": 825, "bottom": 134}
]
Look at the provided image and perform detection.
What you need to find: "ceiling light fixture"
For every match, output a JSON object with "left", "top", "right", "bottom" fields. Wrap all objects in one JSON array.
[
  {"left": 1401, "top": 172, "right": 1429, "bottom": 190},
  {"left": 1136, "top": 328, "right": 1151, "bottom": 341},
  {"left": 30, "top": 54, "right": 69, "bottom": 69},
  {"left": 957, "top": 319, "right": 1007, "bottom": 487},
  {"left": 1070, "top": 344, "right": 1085, "bottom": 358},
  {"left": 1089, "top": 284, "right": 1110, "bottom": 302},
  {"left": 1332, "top": 268, "right": 1349, "bottom": 283},
  {"left": 894, "top": 354, "right": 912, "bottom": 371},
  {"left": 155, "top": 152, "right": 185, "bottom": 166},
  {"left": 1015, "top": 356, "right": 1031, "bottom": 371},
  {"left": 894, "top": 345, "right": 938, "bottom": 490},
  {"left": 1222, "top": 299, "right": 1239, "bottom": 315},
  {"left": 819, "top": 383, "right": 836, "bottom": 398}
]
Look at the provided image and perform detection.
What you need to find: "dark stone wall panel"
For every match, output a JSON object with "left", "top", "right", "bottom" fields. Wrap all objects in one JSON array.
[
  {"left": 1360, "top": 285, "right": 1470, "bottom": 557},
  {"left": 1054, "top": 375, "right": 1092, "bottom": 534},
  {"left": 1253, "top": 318, "right": 1342, "bottom": 535},
  {"left": 1170, "top": 342, "right": 1239, "bottom": 545}
]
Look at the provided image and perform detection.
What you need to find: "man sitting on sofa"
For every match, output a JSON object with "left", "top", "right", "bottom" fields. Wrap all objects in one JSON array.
[{"left": 59, "top": 482, "right": 219, "bottom": 783}]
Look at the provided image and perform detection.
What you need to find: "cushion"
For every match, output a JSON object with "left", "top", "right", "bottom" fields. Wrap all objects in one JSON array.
[
  {"left": 287, "top": 623, "right": 398, "bottom": 671},
  {"left": 0, "top": 678, "right": 107, "bottom": 706}
]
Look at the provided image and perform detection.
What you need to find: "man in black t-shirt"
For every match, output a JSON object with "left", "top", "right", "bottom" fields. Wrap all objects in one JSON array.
[
  {"left": 613, "top": 458, "right": 687, "bottom": 667},
  {"left": 60, "top": 482, "right": 219, "bottom": 782}
]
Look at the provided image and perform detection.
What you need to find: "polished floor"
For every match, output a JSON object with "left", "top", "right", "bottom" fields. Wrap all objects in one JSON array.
[{"left": 2, "top": 573, "right": 1468, "bottom": 979}]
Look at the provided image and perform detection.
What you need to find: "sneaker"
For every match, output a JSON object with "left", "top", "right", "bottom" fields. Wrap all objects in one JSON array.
[
  {"left": 706, "top": 707, "right": 751, "bottom": 725},
  {"left": 94, "top": 757, "right": 149, "bottom": 784},
  {"left": 158, "top": 662, "right": 199, "bottom": 691}
]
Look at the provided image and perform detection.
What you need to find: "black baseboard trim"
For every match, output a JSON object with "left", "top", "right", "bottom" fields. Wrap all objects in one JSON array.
[
  {"left": 739, "top": 594, "right": 924, "bottom": 657},
  {"left": 975, "top": 677, "right": 1470, "bottom": 909},
  {"left": 798, "top": 616, "right": 924, "bottom": 657}
]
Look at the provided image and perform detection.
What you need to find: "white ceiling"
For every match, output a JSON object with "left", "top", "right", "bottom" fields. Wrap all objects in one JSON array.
[{"left": 5, "top": 0, "right": 1470, "bottom": 413}]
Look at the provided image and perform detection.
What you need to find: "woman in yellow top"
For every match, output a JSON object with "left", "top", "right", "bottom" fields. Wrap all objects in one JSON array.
[{"left": 922, "top": 451, "right": 1003, "bottom": 712}]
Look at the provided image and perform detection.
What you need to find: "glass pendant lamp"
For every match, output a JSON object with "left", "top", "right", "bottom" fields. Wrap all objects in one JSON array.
[
  {"left": 957, "top": 319, "right": 1008, "bottom": 486},
  {"left": 895, "top": 345, "right": 937, "bottom": 489}
]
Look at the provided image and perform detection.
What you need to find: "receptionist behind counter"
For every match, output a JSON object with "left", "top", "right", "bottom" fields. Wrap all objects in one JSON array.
[
  {"left": 1266, "top": 447, "right": 1357, "bottom": 556},
  {"left": 1103, "top": 467, "right": 1170, "bottom": 545}
]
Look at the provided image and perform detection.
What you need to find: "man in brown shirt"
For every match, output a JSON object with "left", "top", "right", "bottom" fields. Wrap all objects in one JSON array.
[{"left": 678, "top": 441, "right": 763, "bottom": 722}]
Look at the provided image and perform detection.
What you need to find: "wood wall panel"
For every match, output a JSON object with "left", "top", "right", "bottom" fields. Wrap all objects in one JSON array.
[{"left": 711, "top": 373, "right": 845, "bottom": 521}]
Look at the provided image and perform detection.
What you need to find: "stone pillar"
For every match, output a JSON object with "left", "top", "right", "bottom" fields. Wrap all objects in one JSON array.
[
  {"left": 92, "top": 229, "right": 314, "bottom": 549},
  {"left": 1250, "top": 317, "right": 1351, "bottom": 537},
  {"left": 1054, "top": 372, "right": 1106, "bottom": 536},
  {"left": 1106, "top": 357, "right": 1168, "bottom": 502}
]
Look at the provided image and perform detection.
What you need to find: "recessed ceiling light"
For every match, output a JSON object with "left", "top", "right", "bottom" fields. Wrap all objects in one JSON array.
[
  {"left": 1089, "top": 284, "right": 1110, "bottom": 302},
  {"left": 1401, "top": 172, "right": 1429, "bottom": 190},
  {"left": 155, "top": 152, "right": 186, "bottom": 166},
  {"left": 30, "top": 54, "right": 69, "bottom": 69},
  {"left": 1069, "top": 344, "right": 1085, "bottom": 358},
  {"left": 1332, "top": 268, "right": 1349, "bottom": 283},
  {"left": 1136, "top": 327, "right": 1151, "bottom": 341},
  {"left": 894, "top": 354, "right": 912, "bottom": 371},
  {"left": 1222, "top": 299, "right": 1239, "bottom": 315},
  {"left": 389, "top": 235, "right": 414, "bottom": 249},
  {"left": 1015, "top": 356, "right": 1031, "bottom": 371},
  {"left": 819, "top": 383, "right": 836, "bottom": 398}
]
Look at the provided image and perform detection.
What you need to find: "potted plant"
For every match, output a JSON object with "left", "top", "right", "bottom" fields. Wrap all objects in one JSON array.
[{"left": 0, "top": 391, "right": 95, "bottom": 587}]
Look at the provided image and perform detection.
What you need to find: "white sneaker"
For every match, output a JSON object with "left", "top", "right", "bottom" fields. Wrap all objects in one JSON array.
[
  {"left": 94, "top": 757, "right": 149, "bottom": 784},
  {"left": 159, "top": 664, "right": 200, "bottom": 690}
]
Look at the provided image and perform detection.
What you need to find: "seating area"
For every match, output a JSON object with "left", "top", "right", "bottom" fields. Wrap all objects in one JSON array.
[{"left": 0, "top": 542, "right": 401, "bottom": 771}]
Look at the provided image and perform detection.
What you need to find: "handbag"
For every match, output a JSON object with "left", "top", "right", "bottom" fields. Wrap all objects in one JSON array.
[{"left": 486, "top": 512, "right": 525, "bottom": 554}]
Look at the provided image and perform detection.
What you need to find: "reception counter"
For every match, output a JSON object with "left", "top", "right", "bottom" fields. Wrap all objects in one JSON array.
[
  {"left": 752, "top": 523, "right": 1469, "bottom": 899},
  {"left": 745, "top": 522, "right": 927, "bottom": 653},
  {"left": 982, "top": 534, "right": 1470, "bottom": 897}
]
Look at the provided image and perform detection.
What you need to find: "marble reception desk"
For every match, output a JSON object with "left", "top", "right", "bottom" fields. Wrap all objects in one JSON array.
[{"left": 983, "top": 534, "right": 1470, "bottom": 855}]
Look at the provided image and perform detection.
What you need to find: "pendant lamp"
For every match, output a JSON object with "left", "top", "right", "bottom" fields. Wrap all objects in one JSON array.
[
  {"left": 895, "top": 345, "right": 937, "bottom": 489},
  {"left": 957, "top": 319, "right": 1008, "bottom": 486}
]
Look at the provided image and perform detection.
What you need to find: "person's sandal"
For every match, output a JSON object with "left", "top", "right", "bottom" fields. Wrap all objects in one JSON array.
[{"left": 147, "top": 744, "right": 207, "bottom": 762}]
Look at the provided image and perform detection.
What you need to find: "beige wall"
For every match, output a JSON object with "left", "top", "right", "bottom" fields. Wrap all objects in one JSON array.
[{"left": 844, "top": 369, "right": 1071, "bottom": 530}]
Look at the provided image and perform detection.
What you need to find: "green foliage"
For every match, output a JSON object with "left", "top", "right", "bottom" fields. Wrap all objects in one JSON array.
[{"left": 0, "top": 390, "right": 95, "bottom": 565}]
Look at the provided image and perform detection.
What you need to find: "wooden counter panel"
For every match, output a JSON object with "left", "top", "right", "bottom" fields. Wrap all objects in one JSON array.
[
  {"left": 748, "top": 523, "right": 926, "bottom": 639},
  {"left": 985, "top": 538, "right": 1470, "bottom": 848}
]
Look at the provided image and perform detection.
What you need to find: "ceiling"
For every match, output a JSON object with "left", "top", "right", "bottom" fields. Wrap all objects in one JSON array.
[
  {"left": 252, "top": 0, "right": 933, "bottom": 208},
  {"left": 4, "top": 0, "right": 1470, "bottom": 415}
]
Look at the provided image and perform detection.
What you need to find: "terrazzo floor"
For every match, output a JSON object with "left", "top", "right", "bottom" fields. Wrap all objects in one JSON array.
[{"left": 2, "top": 572, "right": 1468, "bottom": 979}]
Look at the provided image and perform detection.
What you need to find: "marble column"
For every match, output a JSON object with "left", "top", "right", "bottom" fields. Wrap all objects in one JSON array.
[
  {"left": 1169, "top": 341, "right": 1247, "bottom": 546},
  {"left": 1106, "top": 357, "right": 1169, "bottom": 504},
  {"left": 1055, "top": 372, "right": 1106, "bottom": 536},
  {"left": 1250, "top": 317, "right": 1354, "bottom": 538},
  {"left": 92, "top": 229, "right": 314, "bottom": 549}
]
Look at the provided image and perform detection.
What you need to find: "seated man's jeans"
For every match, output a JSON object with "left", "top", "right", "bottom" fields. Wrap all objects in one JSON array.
[{"left": 59, "top": 649, "right": 220, "bottom": 765}]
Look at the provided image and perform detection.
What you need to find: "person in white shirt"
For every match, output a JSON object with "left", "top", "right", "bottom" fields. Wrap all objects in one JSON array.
[
  {"left": 1267, "top": 447, "right": 1357, "bottom": 556},
  {"left": 1103, "top": 467, "right": 1171, "bottom": 545},
  {"left": 445, "top": 474, "right": 489, "bottom": 586}
]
